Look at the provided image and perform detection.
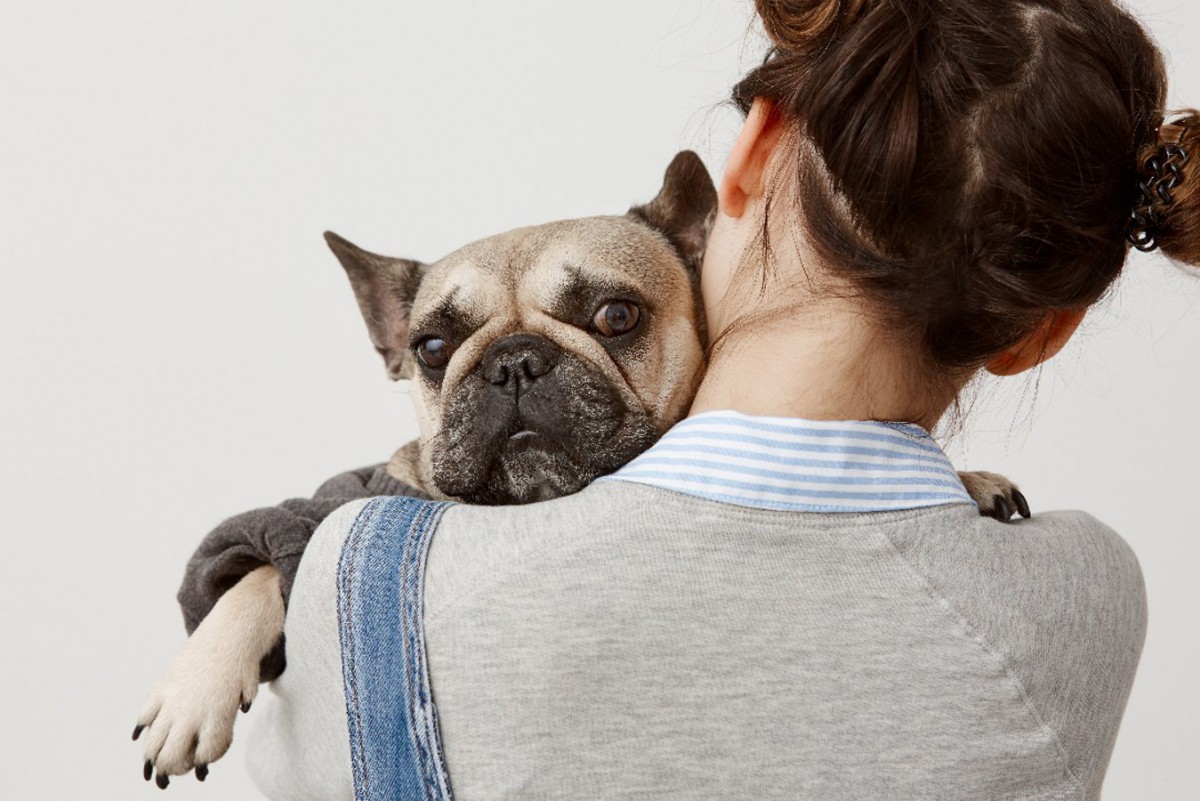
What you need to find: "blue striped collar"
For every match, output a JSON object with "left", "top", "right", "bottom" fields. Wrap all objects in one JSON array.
[{"left": 604, "top": 410, "right": 975, "bottom": 513}]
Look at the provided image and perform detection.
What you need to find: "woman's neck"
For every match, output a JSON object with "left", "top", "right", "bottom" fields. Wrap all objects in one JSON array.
[{"left": 688, "top": 298, "right": 957, "bottom": 432}]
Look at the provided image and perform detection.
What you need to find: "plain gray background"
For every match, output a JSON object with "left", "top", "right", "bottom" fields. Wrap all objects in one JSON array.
[{"left": 1, "top": 1, "right": 1196, "bottom": 798}]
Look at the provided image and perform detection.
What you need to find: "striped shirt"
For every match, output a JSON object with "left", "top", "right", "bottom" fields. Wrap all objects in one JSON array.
[{"left": 605, "top": 410, "right": 975, "bottom": 513}]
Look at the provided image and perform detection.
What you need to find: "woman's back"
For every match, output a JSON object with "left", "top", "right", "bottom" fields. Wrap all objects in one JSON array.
[
  {"left": 423, "top": 484, "right": 1144, "bottom": 800},
  {"left": 250, "top": 451, "right": 1144, "bottom": 801}
]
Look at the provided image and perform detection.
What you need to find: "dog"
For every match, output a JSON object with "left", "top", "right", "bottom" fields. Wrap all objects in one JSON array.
[{"left": 132, "top": 151, "right": 1029, "bottom": 786}]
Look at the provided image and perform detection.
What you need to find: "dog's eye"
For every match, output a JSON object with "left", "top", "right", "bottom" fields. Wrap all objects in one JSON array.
[
  {"left": 593, "top": 301, "right": 641, "bottom": 337},
  {"left": 416, "top": 337, "right": 453, "bottom": 370}
]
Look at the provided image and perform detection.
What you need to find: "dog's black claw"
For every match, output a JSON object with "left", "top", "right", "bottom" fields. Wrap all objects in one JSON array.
[
  {"left": 992, "top": 494, "right": 1013, "bottom": 521},
  {"left": 1013, "top": 489, "right": 1031, "bottom": 519},
  {"left": 133, "top": 723, "right": 145, "bottom": 741},
  {"left": 195, "top": 764, "right": 209, "bottom": 782},
  {"left": 156, "top": 772, "right": 170, "bottom": 789},
  {"left": 241, "top": 699, "right": 252, "bottom": 714},
  {"left": 144, "top": 760, "right": 153, "bottom": 782}
]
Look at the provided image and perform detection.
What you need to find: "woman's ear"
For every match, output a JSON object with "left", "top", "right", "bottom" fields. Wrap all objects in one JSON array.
[
  {"left": 719, "top": 98, "right": 788, "bottom": 218},
  {"left": 986, "top": 309, "right": 1087, "bottom": 376}
]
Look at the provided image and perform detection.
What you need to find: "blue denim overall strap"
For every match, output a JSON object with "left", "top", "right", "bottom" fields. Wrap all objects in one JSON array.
[{"left": 336, "top": 496, "right": 456, "bottom": 801}]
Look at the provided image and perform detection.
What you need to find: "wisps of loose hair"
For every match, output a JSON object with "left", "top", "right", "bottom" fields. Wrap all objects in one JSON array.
[{"left": 732, "top": 0, "right": 1198, "bottom": 372}]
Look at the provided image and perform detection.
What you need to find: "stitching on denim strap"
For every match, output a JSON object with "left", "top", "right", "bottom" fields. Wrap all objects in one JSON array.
[{"left": 337, "top": 497, "right": 454, "bottom": 801}]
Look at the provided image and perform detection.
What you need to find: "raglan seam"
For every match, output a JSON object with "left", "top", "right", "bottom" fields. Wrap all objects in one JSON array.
[{"left": 876, "top": 525, "right": 1085, "bottom": 798}]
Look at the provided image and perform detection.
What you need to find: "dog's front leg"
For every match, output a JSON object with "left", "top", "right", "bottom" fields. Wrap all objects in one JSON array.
[{"left": 133, "top": 565, "right": 285, "bottom": 787}]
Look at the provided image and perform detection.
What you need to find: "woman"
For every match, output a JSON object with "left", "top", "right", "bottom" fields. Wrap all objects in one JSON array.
[{"left": 247, "top": 1, "right": 1199, "bottom": 798}]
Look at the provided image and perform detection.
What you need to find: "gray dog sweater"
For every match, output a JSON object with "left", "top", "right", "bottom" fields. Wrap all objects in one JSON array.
[
  {"left": 246, "top": 414, "right": 1145, "bottom": 801},
  {"left": 176, "top": 462, "right": 428, "bottom": 679}
]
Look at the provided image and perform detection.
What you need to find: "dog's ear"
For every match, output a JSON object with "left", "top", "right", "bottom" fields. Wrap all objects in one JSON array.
[
  {"left": 325, "top": 231, "right": 425, "bottom": 380},
  {"left": 627, "top": 150, "right": 718, "bottom": 273}
]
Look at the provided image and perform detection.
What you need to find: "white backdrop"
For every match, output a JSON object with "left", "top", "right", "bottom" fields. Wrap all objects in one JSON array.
[{"left": 1, "top": 1, "right": 1196, "bottom": 799}]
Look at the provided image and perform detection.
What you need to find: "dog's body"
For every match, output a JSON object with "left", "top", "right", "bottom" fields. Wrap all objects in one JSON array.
[{"left": 134, "top": 152, "right": 1029, "bottom": 785}]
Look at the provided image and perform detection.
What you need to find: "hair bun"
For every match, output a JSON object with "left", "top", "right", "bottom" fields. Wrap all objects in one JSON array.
[
  {"left": 1135, "top": 112, "right": 1200, "bottom": 265},
  {"left": 755, "top": 0, "right": 871, "bottom": 53}
]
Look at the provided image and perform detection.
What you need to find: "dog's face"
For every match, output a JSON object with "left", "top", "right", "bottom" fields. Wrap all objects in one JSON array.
[{"left": 328, "top": 151, "right": 716, "bottom": 504}]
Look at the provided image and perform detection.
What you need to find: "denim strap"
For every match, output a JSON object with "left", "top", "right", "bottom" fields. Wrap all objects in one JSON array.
[{"left": 336, "top": 497, "right": 455, "bottom": 801}]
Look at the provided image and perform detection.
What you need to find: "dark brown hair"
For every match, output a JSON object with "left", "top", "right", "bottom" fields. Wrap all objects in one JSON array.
[{"left": 734, "top": 0, "right": 1199, "bottom": 371}]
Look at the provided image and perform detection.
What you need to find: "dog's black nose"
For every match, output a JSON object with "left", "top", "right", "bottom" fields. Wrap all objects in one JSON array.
[{"left": 480, "top": 334, "right": 559, "bottom": 392}]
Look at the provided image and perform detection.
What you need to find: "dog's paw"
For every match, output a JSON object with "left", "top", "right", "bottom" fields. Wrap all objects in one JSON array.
[
  {"left": 132, "top": 627, "right": 260, "bottom": 787},
  {"left": 958, "top": 470, "right": 1031, "bottom": 522},
  {"left": 133, "top": 566, "right": 283, "bottom": 787}
]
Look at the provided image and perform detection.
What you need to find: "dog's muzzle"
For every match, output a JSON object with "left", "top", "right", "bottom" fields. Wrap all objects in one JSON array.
[{"left": 431, "top": 332, "right": 653, "bottom": 504}]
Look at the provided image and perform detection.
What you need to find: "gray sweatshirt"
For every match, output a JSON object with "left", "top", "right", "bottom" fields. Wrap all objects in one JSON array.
[{"left": 247, "top": 482, "right": 1145, "bottom": 800}]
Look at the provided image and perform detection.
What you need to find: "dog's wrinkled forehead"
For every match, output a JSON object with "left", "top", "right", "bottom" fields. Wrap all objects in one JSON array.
[
  {"left": 327, "top": 149, "right": 715, "bottom": 385},
  {"left": 410, "top": 215, "right": 684, "bottom": 337}
]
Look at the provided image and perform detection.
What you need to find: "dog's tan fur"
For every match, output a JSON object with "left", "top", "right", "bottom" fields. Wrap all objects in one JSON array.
[
  {"left": 137, "top": 566, "right": 284, "bottom": 777},
  {"left": 379, "top": 217, "right": 707, "bottom": 497}
]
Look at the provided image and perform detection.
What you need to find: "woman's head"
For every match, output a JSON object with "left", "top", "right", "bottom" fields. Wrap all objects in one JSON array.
[{"left": 705, "top": 0, "right": 1199, "bottom": 388}]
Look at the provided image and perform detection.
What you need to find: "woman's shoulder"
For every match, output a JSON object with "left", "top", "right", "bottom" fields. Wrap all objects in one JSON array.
[
  {"left": 1028, "top": 510, "right": 1144, "bottom": 588},
  {"left": 423, "top": 486, "right": 1149, "bottom": 661},
  {"left": 890, "top": 506, "right": 1145, "bottom": 609},
  {"left": 886, "top": 506, "right": 1147, "bottom": 677},
  {"left": 427, "top": 487, "right": 1148, "bottom": 631},
  {"left": 889, "top": 506, "right": 1146, "bottom": 794}
]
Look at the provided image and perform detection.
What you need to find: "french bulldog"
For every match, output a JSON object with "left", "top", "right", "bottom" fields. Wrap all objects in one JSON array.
[
  {"left": 328, "top": 162, "right": 713, "bottom": 506},
  {"left": 133, "top": 151, "right": 1030, "bottom": 787}
]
